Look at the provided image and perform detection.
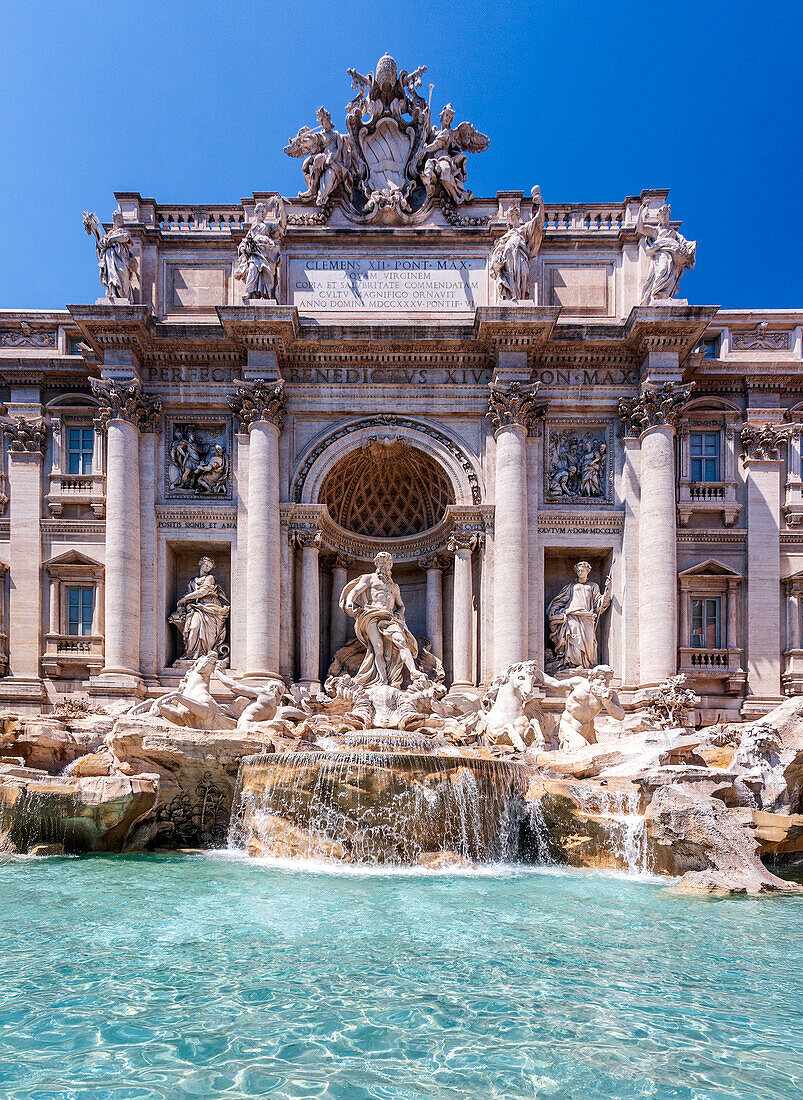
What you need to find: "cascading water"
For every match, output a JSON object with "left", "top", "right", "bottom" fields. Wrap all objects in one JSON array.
[
  {"left": 566, "top": 784, "right": 650, "bottom": 875},
  {"left": 229, "top": 731, "right": 528, "bottom": 867}
]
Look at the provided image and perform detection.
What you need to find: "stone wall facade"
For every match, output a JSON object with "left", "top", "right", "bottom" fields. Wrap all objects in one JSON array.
[{"left": 1, "top": 182, "right": 801, "bottom": 723}]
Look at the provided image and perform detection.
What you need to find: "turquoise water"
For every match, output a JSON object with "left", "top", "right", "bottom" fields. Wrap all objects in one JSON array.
[{"left": 1, "top": 854, "right": 801, "bottom": 1099}]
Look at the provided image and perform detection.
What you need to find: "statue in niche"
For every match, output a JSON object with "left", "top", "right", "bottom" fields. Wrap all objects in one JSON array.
[
  {"left": 82, "top": 209, "right": 137, "bottom": 302},
  {"left": 235, "top": 196, "right": 287, "bottom": 302},
  {"left": 284, "top": 106, "right": 357, "bottom": 207},
  {"left": 169, "top": 556, "right": 230, "bottom": 662},
  {"left": 489, "top": 186, "right": 544, "bottom": 302},
  {"left": 546, "top": 561, "right": 612, "bottom": 672},
  {"left": 547, "top": 431, "right": 607, "bottom": 499},
  {"left": 419, "top": 103, "right": 490, "bottom": 205},
  {"left": 339, "top": 552, "right": 424, "bottom": 689},
  {"left": 168, "top": 425, "right": 229, "bottom": 495},
  {"left": 636, "top": 202, "right": 696, "bottom": 304},
  {"left": 537, "top": 665, "right": 624, "bottom": 750}
]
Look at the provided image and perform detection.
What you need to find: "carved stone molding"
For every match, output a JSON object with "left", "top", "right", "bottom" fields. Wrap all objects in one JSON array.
[
  {"left": 617, "top": 381, "right": 694, "bottom": 437},
  {"left": 91, "top": 378, "right": 161, "bottom": 431},
  {"left": 228, "top": 378, "right": 286, "bottom": 431},
  {"left": 740, "top": 423, "right": 792, "bottom": 462},
  {"left": 486, "top": 381, "right": 545, "bottom": 433},
  {"left": 418, "top": 554, "right": 448, "bottom": 572},
  {"left": 292, "top": 527, "right": 322, "bottom": 550},
  {"left": 732, "top": 329, "right": 792, "bottom": 351},
  {"left": 0, "top": 325, "right": 56, "bottom": 349},
  {"left": 292, "top": 415, "right": 481, "bottom": 506},
  {"left": 5, "top": 417, "right": 46, "bottom": 456},
  {"left": 447, "top": 527, "right": 484, "bottom": 553}
]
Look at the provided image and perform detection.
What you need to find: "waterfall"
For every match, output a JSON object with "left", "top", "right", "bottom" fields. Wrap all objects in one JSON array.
[
  {"left": 229, "top": 733, "right": 527, "bottom": 867},
  {"left": 566, "top": 784, "right": 650, "bottom": 875}
]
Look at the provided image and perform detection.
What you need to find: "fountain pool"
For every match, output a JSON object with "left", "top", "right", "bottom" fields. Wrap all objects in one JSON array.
[{"left": 1, "top": 853, "right": 801, "bottom": 1099}]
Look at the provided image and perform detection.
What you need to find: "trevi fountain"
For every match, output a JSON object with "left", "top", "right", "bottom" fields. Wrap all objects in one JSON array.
[{"left": 0, "top": 50, "right": 801, "bottom": 1100}]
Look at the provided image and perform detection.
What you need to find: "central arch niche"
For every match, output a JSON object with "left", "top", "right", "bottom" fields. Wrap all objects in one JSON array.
[{"left": 319, "top": 438, "right": 455, "bottom": 538}]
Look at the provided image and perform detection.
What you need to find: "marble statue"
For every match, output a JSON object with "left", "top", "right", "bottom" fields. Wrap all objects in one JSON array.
[
  {"left": 340, "top": 552, "right": 423, "bottom": 689},
  {"left": 284, "top": 106, "right": 356, "bottom": 207},
  {"left": 213, "top": 667, "right": 286, "bottom": 732},
  {"left": 537, "top": 665, "right": 624, "bottom": 750},
  {"left": 169, "top": 557, "right": 230, "bottom": 661},
  {"left": 420, "top": 103, "right": 490, "bottom": 205},
  {"left": 489, "top": 186, "right": 544, "bottom": 302},
  {"left": 132, "top": 652, "right": 234, "bottom": 730},
  {"left": 636, "top": 202, "right": 696, "bottom": 304},
  {"left": 168, "top": 425, "right": 229, "bottom": 495},
  {"left": 547, "top": 561, "right": 611, "bottom": 671},
  {"left": 480, "top": 661, "right": 546, "bottom": 753},
  {"left": 235, "top": 197, "right": 287, "bottom": 301},
  {"left": 82, "top": 209, "right": 137, "bottom": 303}
]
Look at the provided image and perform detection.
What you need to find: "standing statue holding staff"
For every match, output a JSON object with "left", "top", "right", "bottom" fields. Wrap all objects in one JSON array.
[
  {"left": 235, "top": 197, "right": 288, "bottom": 302},
  {"left": 489, "top": 186, "right": 545, "bottom": 302},
  {"left": 547, "top": 561, "right": 612, "bottom": 671},
  {"left": 82, "top": 209, "right": 137, "bottom": 302},
  {"left": 636, "top": 202, "right": 696, "bottom": 304}
]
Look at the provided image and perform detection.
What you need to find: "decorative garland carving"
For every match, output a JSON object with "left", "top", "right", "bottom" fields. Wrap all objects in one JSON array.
[
  {"left": 228, "top": 378, "right": 286, "bottom": 431},
  {"left": 292, "top": 416, "right": 481, "bottom": 505},
  {"left": 617, "top": 381, "right": 694, "bottom": 437},
  {"left": 91, "top": 378, "right": 161, "bottom": 431},
  {"left": 486, "top": 381, "right": 545, "bottom": 433},
  {"left": 740, "top": 423, "right": 792, "bottom": 462}
]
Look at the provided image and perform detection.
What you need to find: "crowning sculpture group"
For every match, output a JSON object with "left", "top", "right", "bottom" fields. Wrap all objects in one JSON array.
[{"left": 83, "top": 53, "right": 696, "bottom": 310}]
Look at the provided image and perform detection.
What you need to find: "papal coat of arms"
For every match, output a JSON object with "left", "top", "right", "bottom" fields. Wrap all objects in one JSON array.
[{"left": 284, "top": 53, "right": 489, "bottom": 223}]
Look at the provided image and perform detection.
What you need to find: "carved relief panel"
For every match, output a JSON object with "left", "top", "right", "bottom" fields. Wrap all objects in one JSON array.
[
  {"left": 544, "top": 421, "right": 613, "bottom": 505},
  {"left": 165, "top": 418, "right": 232, "bottom": 499}
]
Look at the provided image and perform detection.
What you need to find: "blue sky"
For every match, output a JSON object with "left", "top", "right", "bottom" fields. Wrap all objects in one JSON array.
[{"left": 1, "top": 0, "right": 800, "bottom": 309}]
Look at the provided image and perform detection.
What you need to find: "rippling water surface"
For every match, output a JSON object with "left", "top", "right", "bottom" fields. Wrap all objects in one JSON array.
[{"left": 0, "top": 853, "right": 801, "bottom": 1099}]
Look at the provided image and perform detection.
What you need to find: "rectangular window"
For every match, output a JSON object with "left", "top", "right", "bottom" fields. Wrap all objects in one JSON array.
[
  {"left": 690, "top": 596, "right": 721, "bottom": 649},
  {"left": 699, "top": 337, "right": 719, "bottom": 359},
  {"left": 66, "top": 587, "right": 94, "bottom": 636},
  {"left": 66, "top": 427, "right": 94, "bottom": 475},
  {"left": 690, "top": 431, "right": 720, "bottom": 482}
]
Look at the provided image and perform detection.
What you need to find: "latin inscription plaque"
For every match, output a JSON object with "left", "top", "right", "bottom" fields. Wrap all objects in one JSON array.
[{"left": 288, "top": 255, "right": 487, "bottom": 310}]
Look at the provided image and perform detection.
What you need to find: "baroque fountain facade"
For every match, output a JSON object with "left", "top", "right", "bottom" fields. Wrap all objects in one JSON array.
[{"left": 0, "top": 54, "right": 802, "bottom": 893}]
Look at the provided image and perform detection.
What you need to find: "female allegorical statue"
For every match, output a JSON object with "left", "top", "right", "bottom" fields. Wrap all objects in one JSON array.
[
  {"left": 489, "top": 186, "right": 545, "bottom": 302},
  {"left": 235, "top": 196, "right": 288, "bottom": 302},
  {"left": 82, "top": 209, "right": 137, "bottom": 302},
  {"left": 636, "top": 202, "right": 696, "bottom": 304},
  {"left": 169, "top": 556, "right": 230, "bottom": 661},
  {"left": 547, "top": 560, "right": 612, "bottom": 671}
]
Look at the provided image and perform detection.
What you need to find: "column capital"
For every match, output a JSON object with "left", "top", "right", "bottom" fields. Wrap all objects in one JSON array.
[
  {"left": 741, "top": 423, "right": 791, "bottom": 463},
  {"left": 91, "top": 377, "right": 160, "bottom": 432},
  {"left": 418, "top": 553, "right": 448, "bottom": 572},
  {"left": 290, "top": 525, "right": 321, "bottom": 550},
  {"left": 486, "top": 381, "right": 545, "bottom": 434},
  {"left": 5, "top": 416, "right": 46, "bottom": 456},
  {"left": 618, "top": 380, "right": 694, "bottom": 438},
  {"left": 228, "top": 378, "right": 286, "bottom": 432},
  {"left": 448, "top": 528, "right": 483, "bottom": 553}
]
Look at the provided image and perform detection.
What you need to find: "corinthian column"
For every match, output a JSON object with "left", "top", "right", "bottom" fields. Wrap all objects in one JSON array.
[
  {"left": 6, "top": 417, "right": 46, "bottom": 689},
  {"left": 487, "top": 382, "right": 543, "bottom": 674},
  {"left": 741, "top": 422, "right": 789, "bottom": 711},
  {"left": 229, "top": 379, "right": 286, "bottom": 680},
  {"left": 418, "top": 555, "right": 446, "bottom": 661},
  {"left": 330, "top": 554, "right": 351, "bottom": 658},
  {"left": 619, "top": 381, "right": 692, "bottom": 686},
  {"left": 296, "top": 529, "right": 321, "bottom": 691},
  {"left": 448, "top": 532, "right": 476, "bottom": 689},
  {"left": 91, "top": 378, "right": 160, "bottom": 688}
]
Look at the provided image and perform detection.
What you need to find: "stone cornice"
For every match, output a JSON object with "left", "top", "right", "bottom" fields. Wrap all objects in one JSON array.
[
  {"left": 473, "top": 305, "right": 561, "bottom": 350},
  {"left": 486, "top": 381, "right": 546, "bottom": 433},
  {"left": 91, "top": 377, "right": 161, "bottom": 431},
  {"left": 618, "top": 381, "right": 694, "bottom": 437},
  {"left": 228, "top": 378, "right": 286, "bottom": 431},
  {"left": 216, "top": 305, "right": 301, "bottom": 353},
  {"left": 623, "top": 304, "right": 719, "bottom": 364}
]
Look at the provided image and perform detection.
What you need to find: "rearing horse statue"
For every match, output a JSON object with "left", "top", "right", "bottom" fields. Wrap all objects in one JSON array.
[{"left": 478, "top": 661, "right": 546, "bottom": 752}]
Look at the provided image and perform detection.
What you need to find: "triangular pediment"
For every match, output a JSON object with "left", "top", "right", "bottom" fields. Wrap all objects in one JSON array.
[
  {"left": 679, "top": 558, "right": 741, "bottom": 578},
  {"left": 43, "top": 550, "right": 103, "bottom": 569}
]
